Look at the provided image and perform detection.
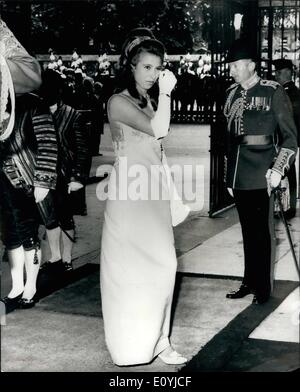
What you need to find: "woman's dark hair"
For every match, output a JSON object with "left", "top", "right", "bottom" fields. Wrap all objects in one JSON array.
[{"left": 115, "top": 28, "right": 165, "bottom": 109}]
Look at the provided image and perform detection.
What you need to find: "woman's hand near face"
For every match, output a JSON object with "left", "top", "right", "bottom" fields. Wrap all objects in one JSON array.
[
  {"left": 150, "top": 69, "right": 176, "bottom": 139},
  {"left": 158, "top": 69, "right": 177, "bottom": 95}
]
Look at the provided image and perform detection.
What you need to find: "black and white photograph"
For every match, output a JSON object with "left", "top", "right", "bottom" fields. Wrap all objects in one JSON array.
[{"left": 0, "top": 0, "right": 299, "bottom": 381}]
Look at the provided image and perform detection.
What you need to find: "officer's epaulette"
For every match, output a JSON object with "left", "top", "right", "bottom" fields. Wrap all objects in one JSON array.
[
  {"left": 259, "top": 79, "right": 280, "bottom": 89},
  {"left": 226, "top": 82, "right": 239, "bottom": 92}
]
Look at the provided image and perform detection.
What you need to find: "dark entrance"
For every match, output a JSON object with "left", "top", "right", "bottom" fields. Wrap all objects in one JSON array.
[{"left": 208, "top": 0, "right": 259, "bottom": 216}]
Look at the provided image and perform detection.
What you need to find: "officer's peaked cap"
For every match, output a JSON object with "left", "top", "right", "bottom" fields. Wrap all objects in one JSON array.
[{"left": 226, "top": 39, "right": 257, "bottom": 63}]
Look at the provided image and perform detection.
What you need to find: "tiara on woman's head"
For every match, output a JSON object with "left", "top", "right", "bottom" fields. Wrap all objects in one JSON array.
[{"left": 124, "top": 36, "right": 153, "bottom": 58}]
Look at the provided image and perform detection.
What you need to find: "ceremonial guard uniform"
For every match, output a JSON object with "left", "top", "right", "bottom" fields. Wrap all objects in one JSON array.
[
  {"left": 0, "top": 93, "right": 57, "bottom": 258},
  {"left": 0, "top": 18, "right": 58, "bottom": 310},
  {"left": 0, "top": 93, "right": 57, "bottom": 309},
  {"left": 224, "top": 78, "right": 297, "bottom": 190},
  {"left": 224, "top": 39, "right": 298, "bottom": 304},
  {"left": 39, "top": 70, "right": 90, "bottom": 273}
]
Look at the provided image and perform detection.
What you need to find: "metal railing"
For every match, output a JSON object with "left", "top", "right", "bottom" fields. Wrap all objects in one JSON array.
[{"left": 209, "top": 116, "right": 234, "bottom": 217}]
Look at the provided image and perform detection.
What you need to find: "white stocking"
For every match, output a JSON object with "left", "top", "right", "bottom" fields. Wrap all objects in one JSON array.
[
  {"left": 7, "top": 246, "right": 25, "bottom": 298},
  {"left": 46, "top": 227, "right": 62, "bottom": 262},
  {"left": 23, "top": 247, "right": 41, "bottom": 299},
  {"left": 62, "top": 229, "right": 74, "bottom": 263}
]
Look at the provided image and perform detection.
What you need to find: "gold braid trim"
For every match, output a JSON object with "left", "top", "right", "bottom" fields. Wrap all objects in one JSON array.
[
  {"left": 223, "top": 85, "right": 244, "bottom": 134},
  {"left": 272, "top": 148, "right": 295, "bottom": 177}
]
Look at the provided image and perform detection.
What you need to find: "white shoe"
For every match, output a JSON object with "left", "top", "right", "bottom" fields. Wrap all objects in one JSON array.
[{"left": 158, "top": 349, "right": 188, "bottom": 365}]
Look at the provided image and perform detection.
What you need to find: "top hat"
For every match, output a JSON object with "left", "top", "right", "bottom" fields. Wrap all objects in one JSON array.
[
  {"left": 273, "top": 58, "right": 294, "bottom": 71},
  {"left": 226, "top": 39, "right": 257, "bottom": 63}
]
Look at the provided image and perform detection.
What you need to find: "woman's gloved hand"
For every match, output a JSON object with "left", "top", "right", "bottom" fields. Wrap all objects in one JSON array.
[{"left": 158, "top": 69, "right": 177, "bottom": 95}]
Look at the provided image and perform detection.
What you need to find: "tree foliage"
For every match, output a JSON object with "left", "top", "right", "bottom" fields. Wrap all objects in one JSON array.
[{"left": 1, "top": 0, "right": 213, "bottom": 54}]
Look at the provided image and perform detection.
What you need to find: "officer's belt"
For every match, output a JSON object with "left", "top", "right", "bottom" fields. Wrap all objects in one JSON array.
[{"left": 235, "top": 135, "right": 273, "bottom": 145}]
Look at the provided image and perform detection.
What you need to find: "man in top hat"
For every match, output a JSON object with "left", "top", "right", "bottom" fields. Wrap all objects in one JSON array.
[
  {"left": 223, "top": 39, "right": 298, "bottom": 304},
  {"left": 273, "top": 58, "right": 300, "bottom": 219}
]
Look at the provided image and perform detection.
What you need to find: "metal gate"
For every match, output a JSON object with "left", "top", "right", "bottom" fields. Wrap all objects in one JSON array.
[{"left": 258, "top": 0, "right": 300, "bottom": 85}]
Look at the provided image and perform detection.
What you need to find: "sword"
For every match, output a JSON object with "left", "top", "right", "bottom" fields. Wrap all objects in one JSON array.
[{"left": 273, "top": 187, "right": 300, "bottom": 281}]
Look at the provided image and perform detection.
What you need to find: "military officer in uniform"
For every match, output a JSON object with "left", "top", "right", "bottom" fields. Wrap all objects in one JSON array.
[
  {"left": 223, "top": 39, "right": 298, "bottom": 304},
  {"left": 273, "top": 58, "right": 300, "bottom": 219}
]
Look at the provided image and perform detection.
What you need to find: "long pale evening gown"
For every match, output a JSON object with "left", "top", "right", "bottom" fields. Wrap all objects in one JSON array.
[{"left": 100, "top": 93, "right": 178, "bottom": 366}]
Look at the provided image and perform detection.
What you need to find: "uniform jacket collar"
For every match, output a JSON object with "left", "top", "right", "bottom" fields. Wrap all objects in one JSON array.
[{"left": 241, "top": 72, "right": 260, "bottom": 91}]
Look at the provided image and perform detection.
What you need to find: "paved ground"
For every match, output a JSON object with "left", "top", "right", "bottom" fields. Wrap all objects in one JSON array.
[{"left": 1, "top": 124, "right": 299, "bottom": 376}]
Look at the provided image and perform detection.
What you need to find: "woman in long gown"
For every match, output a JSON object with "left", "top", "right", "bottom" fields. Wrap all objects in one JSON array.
[{"left": 100, "top": 28, "right": 188, "bottom": 366}]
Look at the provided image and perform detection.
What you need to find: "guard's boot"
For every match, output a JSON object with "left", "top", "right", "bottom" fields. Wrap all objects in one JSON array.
[{"left": 226, "top": 283, "right": 252, "bottom": 299}]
